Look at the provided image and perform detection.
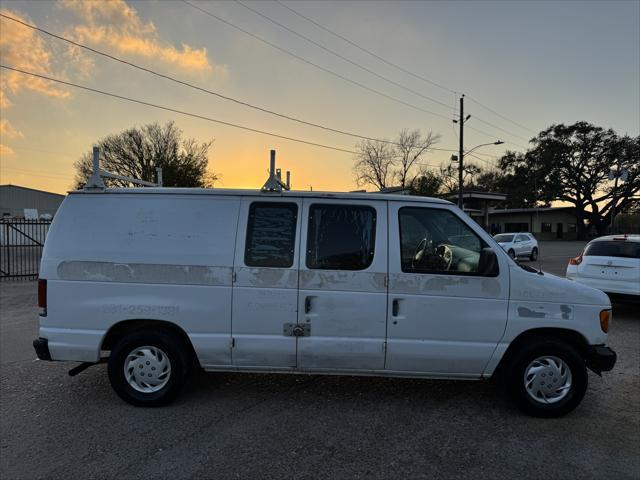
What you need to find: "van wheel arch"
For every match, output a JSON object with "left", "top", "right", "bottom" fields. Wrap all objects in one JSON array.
[
  {"left": 101, "top": 319, "right": 199, "bottom": 368},
  {"left": 494, "top": 327, "right": 590, "bottom": 377}
]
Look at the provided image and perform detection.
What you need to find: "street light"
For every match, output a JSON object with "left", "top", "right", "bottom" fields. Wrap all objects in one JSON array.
[
  {"left": 455, "top": 140, "right": 504, "bottom": 209},
  {"left": 465, "top": 140, "right": 504, "bottom": 157}
]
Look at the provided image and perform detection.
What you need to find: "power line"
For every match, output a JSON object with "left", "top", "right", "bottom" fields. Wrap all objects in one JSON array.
[
  {"left": 275, "top": 0, "right": 458, "bottom": 95},
  {"left": 275, "top": 1, "right": 537, "bottom": 137},
  {"left": 1, "top": 12, "right": 466, "bottom": 156},
  {"left": 0, "top": 144, "right": 76, "bottom": 158},
  {"left": 466, "top": 95, "right": 537, "bottom": 134},
  {"left": 465, "top": 124, "right": 528, "bottom": 150},
  {"left": 1, "top": 65, "right": 361, "bottom": 155},
  {"left": 1, "top": 166, "right": 73, "bottom": 180},
  {"left": 181, "top": 0, "right": 451, "bottom": 121},
  {"left": 2, "top": 11, "right": 523, "bottom": 154},
  {"left": 468, "top": 115, "right": 532, "bottom": 143},
  {"left": 235, "top": 0, "right": 455, "bottom": 112},
  {"left": 0, "top": 12, "right": 421, "bottom": 151}
]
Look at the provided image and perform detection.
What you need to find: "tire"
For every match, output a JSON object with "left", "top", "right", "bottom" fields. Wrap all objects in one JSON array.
[
  {"left": 530, "top": 247, "right": 538, "bottom": 261},
  {"left": 508, "top": 249, "right": 516, "bottom": 259},
  {"left": 108, "top": 330, "right": 191, "bottom": 407},
  {"left": 505, "top": 338, "right": 587, "bottom": 417}
]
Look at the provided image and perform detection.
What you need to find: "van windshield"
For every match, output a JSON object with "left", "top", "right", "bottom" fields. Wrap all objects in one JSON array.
[{"left": 494, "top": 234, "right": 515, "bottom": 243}]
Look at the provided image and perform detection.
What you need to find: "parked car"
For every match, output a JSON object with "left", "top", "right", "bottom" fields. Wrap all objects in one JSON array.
[
  {"left": 493, "top": 232, "right": 539, "bottom": 261},
  {"left": 566, "top": 235, "right": 640, "bottom": 299},
  {"left": 33, "top": 188, "right": 616, "bottom": 417}
]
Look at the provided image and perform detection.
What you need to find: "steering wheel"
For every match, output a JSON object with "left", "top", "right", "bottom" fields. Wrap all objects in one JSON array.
[
  {"left": 412, "top": 237, "right": 453, "bottom": 271},
  {"left": 412, "top": 237, "right": 429, "bottom": 268},
  {"left": 435, "top": 244, "right": 453, "bottom": 270}
]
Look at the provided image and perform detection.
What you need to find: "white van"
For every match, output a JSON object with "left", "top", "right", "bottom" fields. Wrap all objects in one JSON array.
[{"left": 33, "top": 188, "right": 616, "bottom": 417}]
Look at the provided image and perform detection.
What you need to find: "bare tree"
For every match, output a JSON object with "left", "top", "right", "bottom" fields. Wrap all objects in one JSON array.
[
  {"left": 394, "top": 129, "right": 441, "bottom": 189},
  {"left": 353, "top": 129, "right": 440, "bottom": 191},
  {"left": 352, "top": 139, "right": 395, "bottom": 190},
  {"left": 74, "top": 122, "right": 218, "bottom": 189}
]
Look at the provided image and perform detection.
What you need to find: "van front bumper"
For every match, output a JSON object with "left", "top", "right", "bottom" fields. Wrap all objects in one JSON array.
[
  {"left": 33, "top": 337, "right": 52, "bottom": 361},
  {"left": 586, "top": 345, "right": 616, "bottom": 373}
]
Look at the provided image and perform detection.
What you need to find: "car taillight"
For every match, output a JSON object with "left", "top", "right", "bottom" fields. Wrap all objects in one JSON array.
[
  {"left": 569, "top": 253, "right": 583, "bottom": 265},
  {"left": 38, "top": 278, "right": 47, "bottom": 316}
]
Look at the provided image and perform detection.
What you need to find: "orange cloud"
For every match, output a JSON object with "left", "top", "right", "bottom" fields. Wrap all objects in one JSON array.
[
  {"left": 0, "top": 9, "right": 72, "bottom": 101},
  {"left": 0, "top": 119, "right": 24, "bottom": 139},
  {"left": 0, "top": 90, "right": 12, "bottom": 108},
  {"left": 0, "top": 144, "right": 16, "bottom": 156},
  {"left": 59, "top": 0, "right": 223, "bottom": 75}
]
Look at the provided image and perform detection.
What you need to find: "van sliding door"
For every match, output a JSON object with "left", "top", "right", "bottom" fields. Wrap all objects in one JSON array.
[{"left": 296, "top": 199, "right": 388, "bottom": 371}]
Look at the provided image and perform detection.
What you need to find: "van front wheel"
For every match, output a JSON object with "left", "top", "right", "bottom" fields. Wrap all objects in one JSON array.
[
  {"left": 108, "top": 330, "right": 190, "bottom": 406},
  {"left": 505, "top": 339, "right": 587, "bottom": 417}
]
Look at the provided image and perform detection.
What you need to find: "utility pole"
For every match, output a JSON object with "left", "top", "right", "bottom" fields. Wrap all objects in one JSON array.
[{"left": 458, "top": 94, "right": 465, "bottom": 209}]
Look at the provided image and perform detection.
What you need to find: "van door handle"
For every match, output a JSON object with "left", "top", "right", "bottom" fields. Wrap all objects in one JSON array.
[
  {"left": 392, "top": 299, "right": 399, "bottom": 317},
  {"left": 304, "top": 297, "right": 312, "bottom": 314}
]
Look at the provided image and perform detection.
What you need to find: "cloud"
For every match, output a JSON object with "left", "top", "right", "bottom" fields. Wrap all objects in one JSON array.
[
  {"left": 0, "top": 9, "right": 72, "bottom": 101},
  {"left": 0, "top": 90, "right": 12, "bottom": 108},
  {"left": 0, "top": 1, "right": 223, "bottom": 109},
  {"left": 0, "top": 144, "right": 16, "bottom": 156},
  {"left": 0, "top": 119, "right": 24, "bottom": 139},
  {"left": 59, "top": 0, "right": 224, "bottom": 75}
]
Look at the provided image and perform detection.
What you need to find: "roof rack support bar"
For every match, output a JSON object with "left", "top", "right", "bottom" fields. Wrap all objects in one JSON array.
[
  {"left": 261, "top": 149, "right": 289, "bottom": 192},
  {"left": 83, "top": 146, "right": 162, "bottom": 190}
]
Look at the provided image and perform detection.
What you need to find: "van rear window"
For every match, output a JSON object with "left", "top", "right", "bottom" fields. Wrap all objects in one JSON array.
[
  {"left": 245, "top": 203, "right": 298, "bottom": 268},
  {"left": 306, "top": 204, "right": 376, "bottom": 270},
  {"left": 584, "top": 241, "right": 640, "bottom": 259}
]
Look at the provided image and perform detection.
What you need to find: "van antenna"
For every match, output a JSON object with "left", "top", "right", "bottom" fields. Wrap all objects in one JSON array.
[{"left": 84, "top": 146, "right": 162, "bottom": 190}]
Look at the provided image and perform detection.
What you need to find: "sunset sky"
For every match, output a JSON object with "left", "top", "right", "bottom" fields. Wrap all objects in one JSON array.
[{"left": 1, "top": 0, "right": 638, "bottom": 194}]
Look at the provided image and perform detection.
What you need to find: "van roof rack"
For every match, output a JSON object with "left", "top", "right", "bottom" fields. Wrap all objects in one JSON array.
[
  {"left": 261, "top": 150, "right": 290, "bottom": 193},
  {"left": 84, "top": 146, "right": 163, "bottom": 191}
]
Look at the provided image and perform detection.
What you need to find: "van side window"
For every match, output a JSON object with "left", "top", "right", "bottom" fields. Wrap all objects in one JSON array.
[
  {"left": 306, "top": 204, "right": 376, "bottom": 270},
  {"left": 399, "top": 207, "right": 489, "bottom": 275},
  {"left": 245, "top": 202, "right": 297, "bottom": 268}
]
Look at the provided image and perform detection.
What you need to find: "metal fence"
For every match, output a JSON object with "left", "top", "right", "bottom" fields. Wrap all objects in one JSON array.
[{"left": 0, "top": 219, "right": 51, "bottom": 280}]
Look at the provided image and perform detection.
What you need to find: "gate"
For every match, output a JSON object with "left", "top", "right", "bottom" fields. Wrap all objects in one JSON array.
[{"left": 0, "top": 219, "right": 51, "bottom": 280}]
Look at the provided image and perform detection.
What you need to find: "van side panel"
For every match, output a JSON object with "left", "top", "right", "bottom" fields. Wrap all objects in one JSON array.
[{"left": 39, "top": 194, "right": 240, "bottom": 364}]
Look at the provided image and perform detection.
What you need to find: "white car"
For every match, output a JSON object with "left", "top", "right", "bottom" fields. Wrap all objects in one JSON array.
[
  {"left": 33, "top": 186, "right": 616, "bottom": 417},
  {"left": 493, "top": 232, "right": 539, "bottom": 261},
  {"left": 566, "top": 235, "right": 640, "bottom": 298}
]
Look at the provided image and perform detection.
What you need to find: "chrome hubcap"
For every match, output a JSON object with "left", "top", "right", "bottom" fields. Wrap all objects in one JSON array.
[
  {"left": 124, "top": 346, "right": 171, "bottom": 393},
  {"left": 524, "top": 356, "right": 572, "bottom": 404}
]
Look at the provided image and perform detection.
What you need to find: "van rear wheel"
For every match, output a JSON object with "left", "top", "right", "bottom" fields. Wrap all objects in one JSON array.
[
  {"left": 505, "top": 339, "right": 587, "bottom": 417},
  {"left": 530, "top": 247, "right": 538, "bottom": 261},
  {"left": 108, "top": 330, "right": 190, "bottom": 406}
]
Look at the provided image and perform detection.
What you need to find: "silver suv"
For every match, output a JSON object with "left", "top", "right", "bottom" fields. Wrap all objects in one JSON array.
[{"left": 493, "top": 232, "right": 539, "bottom": 261}]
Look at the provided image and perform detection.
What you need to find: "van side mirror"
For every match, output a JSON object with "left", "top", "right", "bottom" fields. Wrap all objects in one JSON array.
[{"left": 478, "top": 248, "right": 499, "bottom": 276}]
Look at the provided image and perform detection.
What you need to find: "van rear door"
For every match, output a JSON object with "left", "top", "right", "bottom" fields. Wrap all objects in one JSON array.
[
  {"left": 296, "top": 199, "right": 387, "bottom": 371},
  {"left": 231, "top": 198, "right": 301, "bottom": 368}
]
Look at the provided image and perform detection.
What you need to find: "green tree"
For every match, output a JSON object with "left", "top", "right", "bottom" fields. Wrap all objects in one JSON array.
[
  {"left": 410, "top": 170, "right": 443, "bottom": 197},
  {"left": 502, "top": 122, "right": 639, "bottom": 237},
  {"left": 74, "top": 122, "right": 218, "bottom": 189}
]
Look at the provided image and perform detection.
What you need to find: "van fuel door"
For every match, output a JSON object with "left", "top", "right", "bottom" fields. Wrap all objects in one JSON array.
[{"left": 283, "top": 323, "right": 311, "bottom": 337}]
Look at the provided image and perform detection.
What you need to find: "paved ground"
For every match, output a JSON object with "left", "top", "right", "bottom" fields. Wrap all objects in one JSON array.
[{"left": 1, "top": 242, "right": 638, "bottom": 479}]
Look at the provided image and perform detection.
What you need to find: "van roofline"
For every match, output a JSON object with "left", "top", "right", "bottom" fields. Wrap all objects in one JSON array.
[{"left": 69, "top": 187, "right": 453, "bottom": 205}]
